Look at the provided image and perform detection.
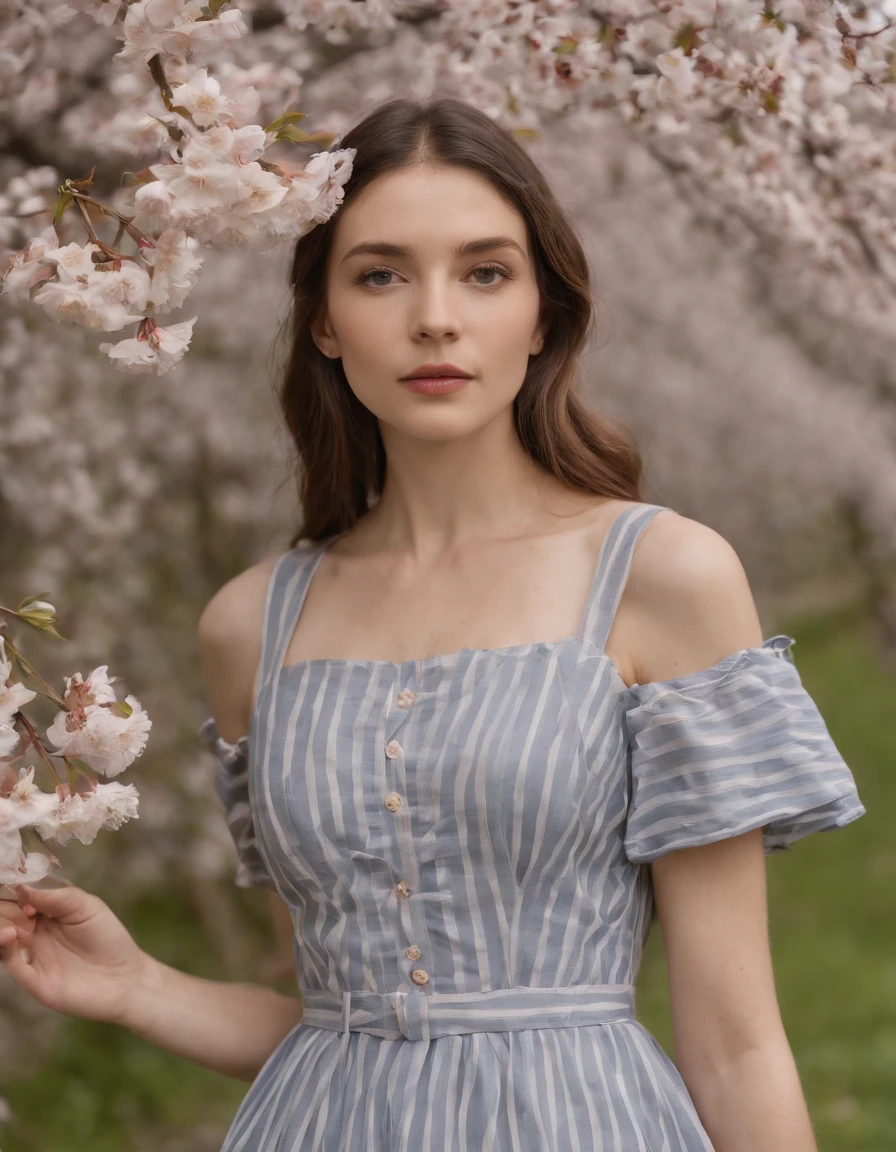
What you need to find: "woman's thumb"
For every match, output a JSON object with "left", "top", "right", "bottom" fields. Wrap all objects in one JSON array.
[{"left": 18, "top": 883, "right": 91, "bottom": 922}]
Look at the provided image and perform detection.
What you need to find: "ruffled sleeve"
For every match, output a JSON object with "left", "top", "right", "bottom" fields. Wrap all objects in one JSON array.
[
  {"left": 199, "top": 717, "right": 277, "bottom": 890},
  {"left": 622, "top": 634, "right": 866, "bottom": 864}
]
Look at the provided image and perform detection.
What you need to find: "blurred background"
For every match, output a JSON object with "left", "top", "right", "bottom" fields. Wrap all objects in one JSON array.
[{"left": 1, "top": 4, "right": 894, "bottom": 1150}]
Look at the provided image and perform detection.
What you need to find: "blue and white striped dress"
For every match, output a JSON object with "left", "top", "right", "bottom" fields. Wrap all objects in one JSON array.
[{"left": 200, "top": 501, "right": 865, "bottom": 1151}]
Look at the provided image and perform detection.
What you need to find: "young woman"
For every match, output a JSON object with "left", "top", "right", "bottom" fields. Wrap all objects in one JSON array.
[{"left": 0, "top": 96, "right": 865, "bottom": 1151}]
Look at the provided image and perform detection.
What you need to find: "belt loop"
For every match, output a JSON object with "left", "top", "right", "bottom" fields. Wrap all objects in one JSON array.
[
  {"left": 339, "top": 990, "right": 352, "bottom": 1083},
  {"left": 393, "top": 989, "right": 408, "bottom": 1038},
  {"left": 340, "top": 990, "right": 351, "bottom": 1034}
]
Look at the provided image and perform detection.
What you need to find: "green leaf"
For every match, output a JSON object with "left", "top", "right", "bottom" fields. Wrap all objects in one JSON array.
[
  {"left": 18, "top": 593, "right": 54, "bottom": 610},
  {"left": 120, "top": 170, "right": 155, "bottom": 188},
  {"left": 52, "top": 190, "right": 73, "bottom": 225},
  {"left": 673, "top": 21, "right": 702, "bottom": 55},
  {"left": 264, "top": 110, "right": 308, "bottom": 134},
  {"left": 147, "top": 115, "right": 185, "bottom": 143},
  {"left": 275, "top": 125, "right": 337, "bottom": 144}
]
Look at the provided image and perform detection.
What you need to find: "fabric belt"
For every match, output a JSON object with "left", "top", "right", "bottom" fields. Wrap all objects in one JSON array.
[{"left": 298, "top": 983, "right": 635, "bottom": 1042}]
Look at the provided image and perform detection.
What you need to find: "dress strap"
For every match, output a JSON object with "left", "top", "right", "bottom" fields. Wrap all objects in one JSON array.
[
  {"left": 576, "top": 503, "right": 670, "bottom": 652},
  {"left": 256, "top": 540, "right": 327, "bottom": 696}
]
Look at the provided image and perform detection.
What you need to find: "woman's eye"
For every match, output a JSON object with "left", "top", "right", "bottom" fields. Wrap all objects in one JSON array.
[
  {"left": 470, "top": 264, "right": 511, "bottom": 287},
  {"left": 360, "top": 268, "right": 395, "bottom": 288},
  {"left": 356, "top": 264, "right": 512, "bottom": 290}
]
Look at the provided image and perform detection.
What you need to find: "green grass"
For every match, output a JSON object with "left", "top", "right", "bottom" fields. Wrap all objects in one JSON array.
[
  {"left": 637, "top": 605, "right": 896, "bottom": 1151},
  {"left": 0, "top": 1018, "right": 243, "bottom": 1152},
  {"left": 2, "top": 606, "right": 892, "bottom": 1150}
]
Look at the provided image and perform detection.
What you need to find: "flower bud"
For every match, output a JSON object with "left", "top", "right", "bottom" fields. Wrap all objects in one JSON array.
[{"left": 16, "top": 596, "right": 58, "bottom": 634}]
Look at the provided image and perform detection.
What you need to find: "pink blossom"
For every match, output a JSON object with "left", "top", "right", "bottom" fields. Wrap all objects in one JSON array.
[
  {"left": 60, "top": 665, "right": 119, "bottom": 710},
  {"left": 45, "top": 694, "right": 151, "bottom": 777}
]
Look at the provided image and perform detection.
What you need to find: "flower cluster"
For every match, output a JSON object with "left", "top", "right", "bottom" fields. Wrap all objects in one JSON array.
[
  {"left": 1, "top": 0, "right": 356, "bottom": 373},
  {"left": 0, "top": 601, "right": 148, "bottom": 889}
]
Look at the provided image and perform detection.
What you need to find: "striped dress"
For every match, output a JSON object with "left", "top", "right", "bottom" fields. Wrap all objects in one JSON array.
[{"left": 199, "top": 501, "right": 866, "bottom": 1151}]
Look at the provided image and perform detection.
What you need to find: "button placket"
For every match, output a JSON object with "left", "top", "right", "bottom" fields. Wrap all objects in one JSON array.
[{"left": 383, "top": 665, "right": 436, "bottom": 993}]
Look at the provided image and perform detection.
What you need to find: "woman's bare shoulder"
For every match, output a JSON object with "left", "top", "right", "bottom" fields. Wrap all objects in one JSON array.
[
  {"left": 197, "top": 553, "right": 281, "bottom": 742},
  {"left": 624, "top": 508, "right": 765, "bottom": 685},
  {"left": 198, "top": 553, "right": 280, "bottom": 642}
]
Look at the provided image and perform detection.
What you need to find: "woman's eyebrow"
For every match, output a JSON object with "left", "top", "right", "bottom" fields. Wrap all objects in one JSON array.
[{"left": 339, "top": 236, "right": 526, "bottom": 263}]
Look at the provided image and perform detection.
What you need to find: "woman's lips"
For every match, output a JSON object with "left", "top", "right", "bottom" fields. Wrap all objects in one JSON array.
[{"left": 401, "top": 376, "right": 471, "bottom": 395}]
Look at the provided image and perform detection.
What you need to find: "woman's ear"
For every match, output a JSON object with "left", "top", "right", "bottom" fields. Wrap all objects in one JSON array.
[
  {"left": 310, "top": 309, "right": 339, "bottom": 359},
  {"left": 530, "top": 307, "right": 548, "bottom": 356}
]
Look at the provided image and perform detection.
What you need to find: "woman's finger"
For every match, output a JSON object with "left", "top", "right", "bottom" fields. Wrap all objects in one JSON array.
[
  {"left": 16, "top": 883, "right": 90, "bottom": 923},
  {"left": 0, "top": 933, "right": 40, "bottom": 996},
  {"left": 0, "top": 899, "right": 35, "bottom": 927}
]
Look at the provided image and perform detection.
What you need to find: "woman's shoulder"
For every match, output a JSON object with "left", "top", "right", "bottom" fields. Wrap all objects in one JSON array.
[
  {"left": 198, "top": 552, "right": 281, "bottom": 651},
  {"left": 622, "top": 507, "right": 766, "bottom": 687},
  {"left": 198, "top": 552, "right": 282, "bottom": 743}
]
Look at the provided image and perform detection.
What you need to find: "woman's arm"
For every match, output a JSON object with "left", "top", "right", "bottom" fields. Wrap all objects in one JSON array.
[
  {"left": 123, "top": 952, "right": 303, "bottom": 1081},
  {"left": 626, "top": 512, "right": 818, "bottom": 1151},
  {"left": 652, "top": 834, "right": 816, "bottom": 1151},
  {"left": 1, "top": 560, "right": 302, "bottom": 1084},
  {"left": 1, "top": 882, "right": 304, "bottom": 1084}
]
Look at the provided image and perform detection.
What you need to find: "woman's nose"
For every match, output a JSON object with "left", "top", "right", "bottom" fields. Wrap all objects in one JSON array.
[{"left": 410, "top": 279, "right": 461, "bottom": 340}]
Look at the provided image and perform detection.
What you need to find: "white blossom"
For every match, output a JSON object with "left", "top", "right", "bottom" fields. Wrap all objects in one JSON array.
[
  {"left": 655, "top": 48, "right": 699, "bottom": 101},
  {"left": 60, "top": 0, "right": 121, "bottom": 27},
  {"left": 116, "top": 0, "right": 248, "bottom": 68},
  {"left": 0, "top": 637, "right": 37, "bottom": 726},
  {"left": 139, "top": 229, "right": 204, "bottom": 312},
  {"left": 35, "top": 781, "right": 140, "bottom": 846},
  {"left": 169, "top": 67, "right": 260, "bottom": 129},
  {"left": 100, "top": 316, "right": 197, "bottom": 373},
  {"left": 0, "top": 725, "right": 20, "bottom": 760},
  {"left": 0, "top": 772, "right": 60, "bottom": 829},
  {"left": 31, "top": 244, "right": 151, "bottom": 332},
  {"left": 45, "top": 694, "right": 151, "bottom": 777},
  {"left": 0, "top": 225, "right": 60, "bottom": 305},
  {"left": 0, "top": 849, "right": 54, "bottom": 888}
]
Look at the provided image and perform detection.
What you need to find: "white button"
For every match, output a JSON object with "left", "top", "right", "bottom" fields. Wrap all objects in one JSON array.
[
  {"left": 385, "top": 739, "right": 401, "bottom": 758},
  {"left": 405, "top": 945, "right": 421, "bottom": 960},
  {"left": 384, "top": 792, "right": 401, "bottom": 812},
  {"left": 396, "top": 689, "right": 416, "bottom": 709},
  {"left": 411, "top": 969, "right": 429, "bottom": 985},
  {"left": 395, "top": 881, "right": 411, "bottom": 898}
]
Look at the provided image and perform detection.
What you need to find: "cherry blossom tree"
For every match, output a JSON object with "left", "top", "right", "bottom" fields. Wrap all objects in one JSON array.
[{"left": 1, "top": 5, "right": 895, "bottom": 1136}]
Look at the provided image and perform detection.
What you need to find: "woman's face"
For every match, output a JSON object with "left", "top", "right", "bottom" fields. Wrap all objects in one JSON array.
[{"left": 311, "top": 163, "right": 546, "bottom": 443}]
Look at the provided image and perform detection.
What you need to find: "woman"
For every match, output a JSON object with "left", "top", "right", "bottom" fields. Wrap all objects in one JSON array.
[{"left": 0, "top": 96, "right": 865, "bottom": 1151}]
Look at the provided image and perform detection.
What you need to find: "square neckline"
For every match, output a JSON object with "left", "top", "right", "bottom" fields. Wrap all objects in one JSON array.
[{"left": 274, "top": 501, "right": 653, "bottom": 677}]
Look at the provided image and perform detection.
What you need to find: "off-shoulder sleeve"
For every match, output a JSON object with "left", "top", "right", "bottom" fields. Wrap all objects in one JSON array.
[
  {"left": 621, "top": 634, "right": 866, "bottom": 864},
  {"left": 199, "top": 717, "right": 277, "bottom": 890}
]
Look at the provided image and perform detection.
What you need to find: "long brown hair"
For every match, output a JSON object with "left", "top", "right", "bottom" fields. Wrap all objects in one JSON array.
[{"left": 281, "top": 95, "right": 642, "bottom": 547}]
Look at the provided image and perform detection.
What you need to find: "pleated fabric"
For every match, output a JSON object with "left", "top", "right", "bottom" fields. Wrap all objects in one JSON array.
[{"left": 199, "top": 501, "right": 865, "bottom": 1151}]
